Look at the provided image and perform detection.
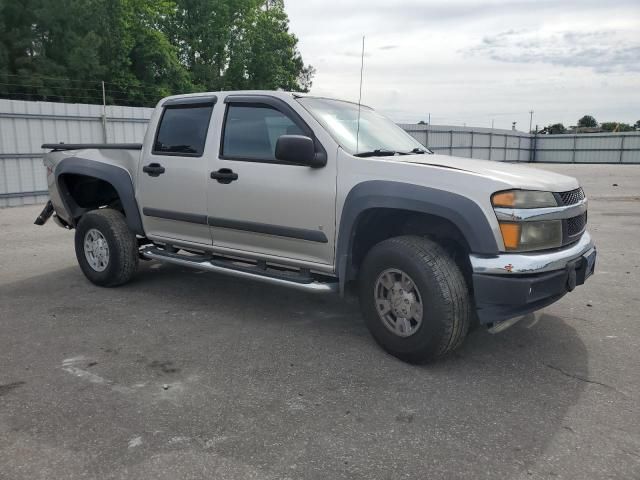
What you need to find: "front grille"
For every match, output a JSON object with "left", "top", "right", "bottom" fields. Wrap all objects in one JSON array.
[
  {"left": 558, "top": 188, "right": 585, "bottom": 206},
  {"left": 567, "top": 212, "right": 587, "bottom": 237}
]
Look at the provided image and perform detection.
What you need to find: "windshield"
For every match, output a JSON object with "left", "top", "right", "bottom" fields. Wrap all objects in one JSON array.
[{"left": 297, "top": 97, "right": 429, "bottom": 156}]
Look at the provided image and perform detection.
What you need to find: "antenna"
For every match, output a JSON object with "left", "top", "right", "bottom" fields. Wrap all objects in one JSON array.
[{"left": 356, "top": 36, "right": 365, "bottom": 154}]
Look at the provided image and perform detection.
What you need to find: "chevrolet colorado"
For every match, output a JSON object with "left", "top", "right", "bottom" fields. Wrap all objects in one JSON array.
[{"left": 36, "top": 91, "right": 596, "bottom": 363}]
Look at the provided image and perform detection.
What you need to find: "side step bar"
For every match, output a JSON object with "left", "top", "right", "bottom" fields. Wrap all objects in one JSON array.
[{"left": 141, "top": 247, "right": 339, "bottom": 294}]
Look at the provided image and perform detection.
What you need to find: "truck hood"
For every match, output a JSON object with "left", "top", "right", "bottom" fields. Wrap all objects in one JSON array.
[{"left": 392, "top": 154, "right": 579, "bottom": 192}]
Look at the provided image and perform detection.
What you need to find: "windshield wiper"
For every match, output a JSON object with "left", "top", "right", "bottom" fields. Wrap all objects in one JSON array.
[
  {"left": 353, "top": 149, "right": 399, "bottom": 158},
  {"left": 403, "top": 147, "right": 428, "bottom": 155}
]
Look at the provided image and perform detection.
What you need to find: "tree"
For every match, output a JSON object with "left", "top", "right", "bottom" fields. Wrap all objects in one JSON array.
[
  {"left": 546, "top": 123, "right": 566, "bottom": 134},
  {"left": 634, "top": 120, "right": 640, "bottom": 130},
  {"left": 297, "top": 64, "right": 316, "bottom": 93},
  {"left": 418, "top": 120, "right": 428, "bottom": 125},
  {"left": 95, "top": 0, "right": 196, "bottom": 105},
  {"left": 163, "top": 0, "right": 255, "bottom": 92},
  {"left": 601, "top": 122, "right": 633, "bottom": 132},
  {"left": 165, "top": 0, "right": 313, "bottom": 93},
  {"left": 225, "top": 0, "right": 313, "bottom": 91},
  {"left": 577, "top": 115, "right": 597, "bottom": 128},
  {"left": 0, "top": 0, "right": 314, "bottom": 105}
]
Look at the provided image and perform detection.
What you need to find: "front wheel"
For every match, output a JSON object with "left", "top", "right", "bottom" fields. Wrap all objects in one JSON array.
[
  {"left": 74, "top": 209, "right": 139, "bottom": 287},
  {"left": 358, "top": 236, "right": 471, "bottom": 363}
]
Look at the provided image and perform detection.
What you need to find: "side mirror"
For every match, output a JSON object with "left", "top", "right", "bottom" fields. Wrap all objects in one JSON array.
[{"left": 275, "top": 135, "right": 326, "bottom": 168}]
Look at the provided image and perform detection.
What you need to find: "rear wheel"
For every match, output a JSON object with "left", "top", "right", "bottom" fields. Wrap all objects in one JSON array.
[
  {"left": 74, "top": 209, "right": 138, "bottom": 287},
  {"left": 358, "top": 236, "right": 471, "bottom": 363}
]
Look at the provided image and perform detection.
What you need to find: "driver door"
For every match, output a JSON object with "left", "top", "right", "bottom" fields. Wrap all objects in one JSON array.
[{"left": 206, "top": 95, "right": 336, "bottom": 266}]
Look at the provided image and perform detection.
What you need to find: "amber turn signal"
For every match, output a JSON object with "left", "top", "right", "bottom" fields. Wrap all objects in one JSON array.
[
  {"left": 492, "top": 191, "right": 515, "bottom": 208},
  {"left": 499, "top": 223, "right": 521, "bottom": 250}
]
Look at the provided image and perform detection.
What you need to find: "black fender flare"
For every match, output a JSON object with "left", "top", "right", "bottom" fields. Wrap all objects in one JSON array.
[
  {"left": 55, "top": 157, "right": 144, "bottom": 235},
  {"left": 336, "top": 181, "right": 500, "bottom": 292}
]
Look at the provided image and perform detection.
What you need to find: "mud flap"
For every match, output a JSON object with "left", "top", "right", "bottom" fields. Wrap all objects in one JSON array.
[{"left": 34, "top": 200, "right": 54, "bottom": 226}]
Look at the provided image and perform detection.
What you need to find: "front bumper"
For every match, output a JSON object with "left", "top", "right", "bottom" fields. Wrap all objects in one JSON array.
[{"left": 469, "top": 232, "right": 596, "bottom": 324}]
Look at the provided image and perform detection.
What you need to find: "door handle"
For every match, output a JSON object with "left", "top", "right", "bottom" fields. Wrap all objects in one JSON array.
[
  {"left": 143, "top": 163, "right": 165, "bottom": 177},
  {"left": 210, "top": 168, "right": 238, "bottom": 184}
]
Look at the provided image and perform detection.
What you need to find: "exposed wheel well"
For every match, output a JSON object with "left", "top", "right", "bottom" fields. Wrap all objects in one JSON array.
[
  {"left": 349, "top": 208, "right": 473, "bottom": 289},
  {"left": 58, "top": 174, "right": 123, "bottom": 221}
]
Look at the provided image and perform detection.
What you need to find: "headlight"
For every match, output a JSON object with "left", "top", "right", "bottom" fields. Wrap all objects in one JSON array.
[
  {"left": 492, "top": 190, "right": 557, "bottom": 208},
  {"left": 498, "top": 221, "right": 563, "bottom": 251},
  {"left": 492, "top": 190, "right": 562, "bottom": 251}
]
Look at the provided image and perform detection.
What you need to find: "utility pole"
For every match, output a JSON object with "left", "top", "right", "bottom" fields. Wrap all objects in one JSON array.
[
  {"left": 428, "top": 113, "right": 431, "bottom": 125},
  {"left": 529, "top": 110, "right": 534, "bottom": 133},
  {"left": 101, "top": 81, "right": 108, "bottom": 143},
  {"left": 491, "top": 119, "right": 494, "bottom": 129}
]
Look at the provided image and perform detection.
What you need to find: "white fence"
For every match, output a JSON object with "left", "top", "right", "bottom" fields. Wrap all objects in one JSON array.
[
  {"left": 0, "top": 99, "right": 152, "bottom": 207},
  {"left": 400, "top": 124, "right": 533, "bottom": 162},
  {"left": 401, "top": 125, "right": 640, "bottom": 164},
  {"left": 1, "top": 99, "right": 638, "bottom": 206},
  {"left": 533, "top": 132, "right": 640, "bottom": 164}
]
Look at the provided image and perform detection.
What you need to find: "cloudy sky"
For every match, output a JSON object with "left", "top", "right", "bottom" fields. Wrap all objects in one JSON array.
[{"left": 286, "top": 0, "right": 640, "bottom": 131}]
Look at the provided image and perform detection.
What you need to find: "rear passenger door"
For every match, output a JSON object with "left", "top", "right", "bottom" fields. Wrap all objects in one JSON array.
[
  {"left": 207, "top": 95, "right": 336, "bottom": 267},
  {"left": 137, "top": 97, "right": 216, "bottom": 245}
]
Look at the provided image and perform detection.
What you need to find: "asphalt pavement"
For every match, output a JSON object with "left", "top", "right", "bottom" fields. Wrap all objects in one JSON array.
[{"left": 0, "top": 163, "right": 638, "bottom": 479}]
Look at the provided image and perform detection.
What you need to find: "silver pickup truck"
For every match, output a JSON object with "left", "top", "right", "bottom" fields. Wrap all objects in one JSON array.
[{"left": 36, "top": 91, "right": 596, "bottom": 363}]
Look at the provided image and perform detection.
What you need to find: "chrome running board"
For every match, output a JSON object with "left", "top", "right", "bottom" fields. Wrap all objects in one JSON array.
[
  {"left": 487, "top": 315, "right": 525, "bottom": 334},
  {"left": 141, "top": 247, "right": 338, "bottom": 294}
]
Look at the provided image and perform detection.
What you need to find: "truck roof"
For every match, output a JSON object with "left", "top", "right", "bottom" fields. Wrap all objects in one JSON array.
[{"left": 157, "top": 90, "right": 370, "bottom": 109}]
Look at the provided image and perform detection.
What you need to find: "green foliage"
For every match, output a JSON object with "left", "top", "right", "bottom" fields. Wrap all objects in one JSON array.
[
  {"left": 600, "top": 122, "right": 634, "bottom": 132},
  {"left": 542, "top": 123, "right": 567, "bottom": 134},
  {"left": 635, "top": 120, "right": 640, "bottom": 130},
  {"left": 577, "top": 115, "right": 597, "bottom": 128},
  {"left": 0, "top": 0, "right": 314, "bottom": 105}
]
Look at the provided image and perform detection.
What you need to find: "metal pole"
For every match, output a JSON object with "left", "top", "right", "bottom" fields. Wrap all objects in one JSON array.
[
  {"left": 428, "top": 113, "right": 431, "bottom": 125},
  {"left": 449, "top": 130, "right": 453, "bottom": 156},
  {"left": 620, "top": 135, "right": 625, "bottom": 163},
  {"left": 101, "top": 81, "right": 108, "bottom": 143},
  {"left": 517, "top": 135, "right": 521, "bottom": 161},
  {"left": 529, "top": 110, "right": 534, "bottom": 133},
  {"left": 470, "top": 131, "right": 474, "bottom": 158},
  {"left": 488, "top": 131, "right": 493, "bottom": 160},
  {"left": 572, "top": 134, "right": 578, "bottom": 163}
]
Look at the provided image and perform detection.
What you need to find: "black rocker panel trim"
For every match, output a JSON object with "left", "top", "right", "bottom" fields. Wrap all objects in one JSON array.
[{"left": 142, "top": 208, "right": 328, "bottom": 243}]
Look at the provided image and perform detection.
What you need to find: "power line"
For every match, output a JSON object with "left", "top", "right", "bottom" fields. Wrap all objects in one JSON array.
[
  {"left": 0, "top": 73, "right": 170, "bottom": 93},
  {"left": 0, "top": 82, "right": 166, "bottom": 101},
  {"left": 0, "top": 72, "right": 108, "bottom": 85},
  {"left": 0, "top": 81, "right": 107, "bottom": 93},
  {"left": 0, "top": 89, "right": 164, "bottom": 107}
]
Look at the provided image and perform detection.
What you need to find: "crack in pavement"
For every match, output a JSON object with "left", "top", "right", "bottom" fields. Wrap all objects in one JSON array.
[{"left": 544, "top": 363, "right": 629, "bottom": 398}]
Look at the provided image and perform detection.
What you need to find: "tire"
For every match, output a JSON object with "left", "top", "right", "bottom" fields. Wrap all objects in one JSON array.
[
  {"left": 74, "top": 209, "right": 139, "bottom": 287},
  {"left": 358, "top": 235, "right": 471, "bottom": 363}
]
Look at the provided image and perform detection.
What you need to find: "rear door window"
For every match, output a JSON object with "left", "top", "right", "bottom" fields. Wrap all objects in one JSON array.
[{"left": 153, "top": 105, "right": 213, "bottom": 157}]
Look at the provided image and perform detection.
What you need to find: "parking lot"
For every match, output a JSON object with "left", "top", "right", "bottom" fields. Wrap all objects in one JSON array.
[{"left": 1, "top": 163, "right": 639, "bottom": 480}]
